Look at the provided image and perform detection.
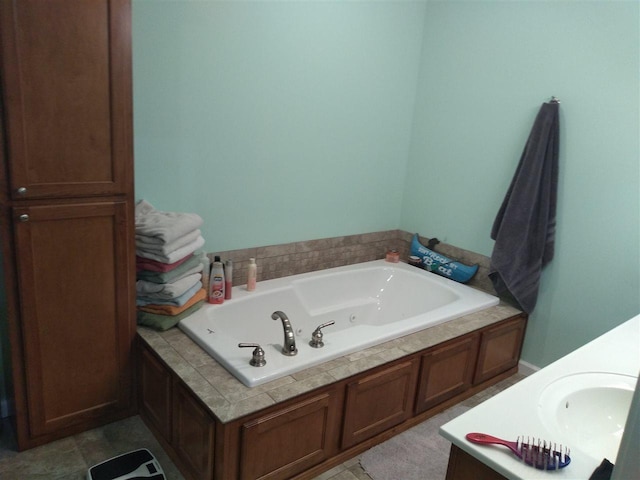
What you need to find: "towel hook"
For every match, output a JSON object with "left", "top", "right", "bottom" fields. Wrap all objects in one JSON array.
[{"left": 549, "top": 96, "right": 560, "bottom": 104}]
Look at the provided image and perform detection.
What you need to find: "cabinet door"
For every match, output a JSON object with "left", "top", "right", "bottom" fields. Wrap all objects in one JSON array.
[
  {"left": 0, "top": 0, "right": 132, "bottom": 199},
  {"left": 240, "top": 392, "right": 340, "bottom": 480},
  {"left": 474, "top": 316, "right": 526, "bottom": 385},
  {"left": 139, "top": 345, "right": 172, "bottom": 443},
  {"left": 173, "top": 382, "right": 215, "bottom": 480},
  {"left": 342, "top": 359, "right": 419, "bottom": 449},
  {"left": 415, "top": 334, "right": 479, "bottom": 414},
  {"left": 12, "top": 201, "right": 134, "bottom": 436}
]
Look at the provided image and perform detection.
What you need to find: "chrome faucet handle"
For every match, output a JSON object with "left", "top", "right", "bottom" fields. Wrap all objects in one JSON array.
[
  {"left": 309, "top": 321, "right": 335, "bottom": 348},
  {"left": 238, "top": 343, "right": 266, "bottom": 367}
]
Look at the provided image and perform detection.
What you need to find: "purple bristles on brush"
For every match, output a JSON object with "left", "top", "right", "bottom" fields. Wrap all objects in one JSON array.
[{"left": 466, "top": 432, "right": 571, "bottom": 470}]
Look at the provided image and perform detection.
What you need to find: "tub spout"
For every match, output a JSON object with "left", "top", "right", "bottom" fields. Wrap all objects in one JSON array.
[{"left": 271, "top": 310, "right": 298, "bottom": 356}]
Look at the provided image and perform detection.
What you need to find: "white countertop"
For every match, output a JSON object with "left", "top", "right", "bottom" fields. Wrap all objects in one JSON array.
[{"left": 440, "top": 314, "right": 640, "bottom": 480}]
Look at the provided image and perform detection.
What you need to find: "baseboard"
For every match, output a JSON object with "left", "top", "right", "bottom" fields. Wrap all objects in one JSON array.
[{"left": 518, "top": 360, "right": 540, "bottom": 376}]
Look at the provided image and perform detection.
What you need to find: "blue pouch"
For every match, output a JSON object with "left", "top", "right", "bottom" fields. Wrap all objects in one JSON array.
[{"left": 410, "top": 233, "right": 478, "bottom": 283}]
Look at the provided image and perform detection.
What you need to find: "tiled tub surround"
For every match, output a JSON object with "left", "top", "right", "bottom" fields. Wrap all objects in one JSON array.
[
  {"left": 210, "top": 230, "right": 496, "bottom": 296},
  {"left": 139, "top": 304, "right": 520, "bottom": 423},
  {"left": 137, "top": 301, "right": 524, "bottom": 479},
  {"left": 136, "top": 232, "right": 520, "bottom": 479}
]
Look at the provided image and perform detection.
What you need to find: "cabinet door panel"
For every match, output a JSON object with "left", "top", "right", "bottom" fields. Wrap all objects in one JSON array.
[
  {"left": 0, "top": 0, "right": 132, "bottom": 199},
  {"left": 240, "top": 393, "right": 339, "bottom": 480},
  {"left": 474, "top": 316, "right": 526, "bottom": 385},
  {"left": 174, "top": 382, "right": 215, "bottom": 480},
  {"left": 415, "top": 334, "right": 479, "bottom": 414},
  {"left": 342, "top": 359, "right": 418, "bottom": 449},
  {"left": 140, "top": 346, "right": 172, "bottom": 443},
  {"left": 13, "top": 201, "right": 134, "bottom": 436}
]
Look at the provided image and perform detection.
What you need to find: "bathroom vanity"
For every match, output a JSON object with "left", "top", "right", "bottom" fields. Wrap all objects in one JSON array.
[
  {"left": 441, "top": 314, "right": 639, "bottom": 480},
  {"left": 136, "top": 303, "right": 526, "bottom": 480}
]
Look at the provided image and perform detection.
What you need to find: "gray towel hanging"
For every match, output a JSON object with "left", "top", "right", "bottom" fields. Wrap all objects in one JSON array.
[{"left": 489, "top": 100, "right": 560, "bottom": 313}]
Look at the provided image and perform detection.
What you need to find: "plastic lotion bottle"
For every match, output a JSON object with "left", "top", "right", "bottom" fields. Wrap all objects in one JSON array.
[
  {"left": 209, "top": 261, "right": 225, "bottom": 304},
  {"left": 200, "top": 252, "right": 210, "bottom": 294},
  {"left": 247, "top": 258, "right": 257, "bottom": 291}
]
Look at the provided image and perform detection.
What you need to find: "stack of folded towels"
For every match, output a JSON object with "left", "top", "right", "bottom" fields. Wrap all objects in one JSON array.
[{"left": 135, "top": 200, "right": 207, "bottom": 331}]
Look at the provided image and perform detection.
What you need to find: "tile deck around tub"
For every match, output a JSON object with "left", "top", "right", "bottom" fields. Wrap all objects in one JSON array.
[{"left": 137, "top": 302, "right": 522, "bottom": 424}]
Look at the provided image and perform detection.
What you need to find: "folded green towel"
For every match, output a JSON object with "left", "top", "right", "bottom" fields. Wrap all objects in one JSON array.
[
  {"left": 136, "top": 253, "right": 203, "bottom": 284},
  {"left": 136, "top": 300, "right": 204, "bottom": 331}
]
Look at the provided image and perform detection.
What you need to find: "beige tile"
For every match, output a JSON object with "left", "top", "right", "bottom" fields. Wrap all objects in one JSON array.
[
  {"left": 217, "top": 393, "right": 276, "bottom": 423},
  {"left": 224, "top": 375, "right": 297, "bottom": 404},
  {"left": 268, "top": 372, "right": 336, "bottom": 403},
  {"left": 327, "top": 354, "right": 393, "bottom": 382},
  {"left": 256, "top": 243, "right": 296, "bottom": 258},
  {"left": 96, "top": 417, "right": 185, "bottom": 480},
  {"left": 311, "top": 463, "right": 346, "bottom": 480},
  {"left": 0, "top": 436, "right": 86, "bottom": 479},
  {"left": 290, "top": 356, "right": 351, "bottom": 381},
  {"left": 348, "top": 463, "right": 373, "bottom": 480},
  {"left": 73, "top": 426, "right": 119, "bottom": 472},
  {"left": 324, "top": 468, "right": 362, "bottom": 480}
]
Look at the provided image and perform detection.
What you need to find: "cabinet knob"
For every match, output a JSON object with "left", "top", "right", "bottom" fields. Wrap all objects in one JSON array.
[
  {"left": 16, "top": 187, "right": 27, "bottom": 195},
  {"left": 19, "top": 214, "right": 29, "bottom": 222}
]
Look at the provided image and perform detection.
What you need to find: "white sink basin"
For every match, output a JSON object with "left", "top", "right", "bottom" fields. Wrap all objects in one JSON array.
[{"left": 537, "top": 372, "right": 637, "bottom": 461}]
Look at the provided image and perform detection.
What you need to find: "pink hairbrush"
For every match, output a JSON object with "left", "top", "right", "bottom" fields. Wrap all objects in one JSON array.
[{"left": 466, "top": 432, "right": 571, "bottom": 470}]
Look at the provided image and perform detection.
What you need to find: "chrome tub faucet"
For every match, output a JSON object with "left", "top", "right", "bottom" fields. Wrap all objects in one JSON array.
[{"left": 271, "top": 310, "right": 298, "bottom": 356}]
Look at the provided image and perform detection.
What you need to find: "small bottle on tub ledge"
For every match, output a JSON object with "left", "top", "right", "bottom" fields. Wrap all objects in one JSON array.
[
  {"left": 247, "top": 257, "right": 257, "bottom": 291},
  {"left": 385, "top": 249, "right": 399, "bottom": 263}
]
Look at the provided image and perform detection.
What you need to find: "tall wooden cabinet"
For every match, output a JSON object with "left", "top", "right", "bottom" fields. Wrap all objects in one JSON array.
[{"left": 0, "top": 0, "right": 135, "bottom": 449}]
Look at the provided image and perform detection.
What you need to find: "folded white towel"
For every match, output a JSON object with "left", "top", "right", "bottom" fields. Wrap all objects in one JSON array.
[
  {"left": 135, "top": 200, "right": 204, "bottom": 244},
  {"left": 136, "top": 273, "right": 202, "bottom": 299},
  {"left": 136, "top": 235, "right": 205, "bottom": 264},
  {"left": 136, "top": 228, "right": 202, "bottom": 255}
]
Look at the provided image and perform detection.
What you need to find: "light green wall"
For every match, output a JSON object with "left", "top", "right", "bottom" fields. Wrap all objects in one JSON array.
[
  {"left": 404, "top": 0, "right": 639, "bottom": 367},
  {"left": 131, "top": 0, "right": 639, "bottom": 369},
  {"left": 133, "top": 0, "right": 426, "bottom": 250}
]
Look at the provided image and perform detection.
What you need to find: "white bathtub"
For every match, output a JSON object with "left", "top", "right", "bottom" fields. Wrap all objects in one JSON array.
[{"left": 179, "top": 260, "right": 499, "bottom": 387}]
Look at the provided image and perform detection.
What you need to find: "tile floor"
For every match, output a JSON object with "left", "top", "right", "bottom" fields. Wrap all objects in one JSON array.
[{"left": 0, "top": 373, "right": 525, "bottom": 480}]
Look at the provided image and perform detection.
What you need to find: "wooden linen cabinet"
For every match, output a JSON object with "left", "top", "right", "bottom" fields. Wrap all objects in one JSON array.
[{"left": 0, "top": 0, "right": 136, "bottom": 449}]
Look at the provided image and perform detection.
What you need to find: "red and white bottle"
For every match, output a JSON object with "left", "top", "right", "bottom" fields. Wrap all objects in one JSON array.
[{"left": 208, "top": 261, "right": 225, "bottom": 304}]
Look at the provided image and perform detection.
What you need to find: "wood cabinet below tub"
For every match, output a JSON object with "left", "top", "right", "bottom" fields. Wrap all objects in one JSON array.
[{"left": 137, "top": 313, "right": 527, "bottom": 480}]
